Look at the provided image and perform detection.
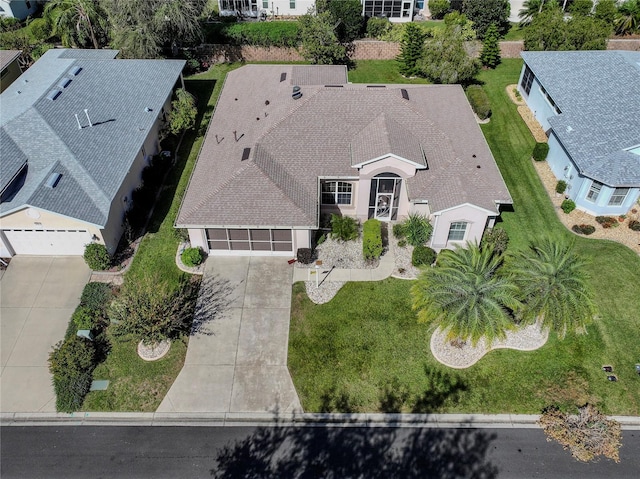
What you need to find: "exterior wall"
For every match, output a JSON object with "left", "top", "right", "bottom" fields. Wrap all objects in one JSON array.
[
  {"left": 0, "top": 58, "right": 22, "bottom": 93},
  {"left": 574, "top": 178, "right": 640, "bottom": 216},
  {"left": 518, "top": 66, "right": 558, "bottom": 133},
  {"left": 188, "top": 228, "right": 207, "bottom": 250},
  {"left": 218, "top": 0, "right": 314, "bottom": 18},
  {"left": 429, "top": 204, "right": 492, "bottom": 251},
  {"left": 0, "top": 0, "right": 38, "bottom": 20},
  {"left": 408, "top": 202, "right": 430, "bottom": 218},
  {"left": 354, "top": 156, "right": 418, "bottom": 221},
  {"left": 293, "top": 228, "right": 310, "bottom": 250}
]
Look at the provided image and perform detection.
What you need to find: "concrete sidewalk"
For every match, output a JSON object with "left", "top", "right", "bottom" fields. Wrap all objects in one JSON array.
[
  {"left": 158, "top": 256, "right": 301, "bottom": 414},
  {"left": 0, "top": 256, "right": 90, "bottom": 413},
  {"left": 292, "top": 248, "right": 395, "bottom": 283}
]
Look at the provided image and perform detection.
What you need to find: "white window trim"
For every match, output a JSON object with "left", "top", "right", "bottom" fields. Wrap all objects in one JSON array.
[
  {"left": 321, "top": 181, "right": 353, "bottom": 206},
  {"left": 447, "top": 221, "right": 468, "bottom": 242},
  {"left": 608, "top": 187, "right": 629, "bottom": 206},
  {"left": 586, "top": 180, "right": 602, "bottom": 203}
]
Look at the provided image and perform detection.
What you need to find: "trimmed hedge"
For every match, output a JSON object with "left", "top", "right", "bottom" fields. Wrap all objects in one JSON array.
[
  {"left": 555, "top": 180, "right": 567, "bottom": 194},
  {"left": 532, "top": 142, "right": 549, "bottom": 161},
  {"left": 363, "top": 219, "right": 383, "bottom": 261},
  {"left": 203, "top": 21, "right": 300, "bottom": 47},
  {"left": 48, "top": 336, "right": 96, "bottom": 413},
  {"left": 412, "top": 245, "right": 437, "bottom": 267},
  {"left": 465, "top": 85, "right": 491, "bottom": 120},
  {"left": 561, "top": 199, "right": 576, "bottom": 214},
  {"left": 181, "top": 247, "right": 203, "bottom": 267},
  {"left": 83, "top": 243, "right": 111, "bottom": 271}
]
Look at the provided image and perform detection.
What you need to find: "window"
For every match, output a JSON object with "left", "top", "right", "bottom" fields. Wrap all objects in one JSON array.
[
  {"left": 539, "top": 85, "right": 561, "bottom": 114},
  {"left": 321, "top": 181, "right": 352, "bottom": 205},
  {"left": 290, "top": 0, "right": 295, "bottom": 8},
  {"left": 263, "top": 0, "right": 268, "bottom": 7},
  {"left": 586, "top": 180, "right": 603, "bottom": 202},
  {"left": 447, "top": 222, "right": 467, "bottom": 241},
  {"left": 520, "top": 65, "right": 534, "bottom": 95},
  {"left": 609, "top": 187, "right": 629, "bottom": 206}
]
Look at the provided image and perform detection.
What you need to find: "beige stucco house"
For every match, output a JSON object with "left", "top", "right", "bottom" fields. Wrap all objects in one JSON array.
[
  {"left": 177, "top": 64, "right": 512, "bottom": 256},
  {"left": 0, "top": 49, "right": 185, "bottom": 257}
]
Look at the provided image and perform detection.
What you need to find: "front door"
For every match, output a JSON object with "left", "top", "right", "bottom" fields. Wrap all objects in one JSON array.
[{"left": 369, "top": 173, "right": 402, "bottom": 221}]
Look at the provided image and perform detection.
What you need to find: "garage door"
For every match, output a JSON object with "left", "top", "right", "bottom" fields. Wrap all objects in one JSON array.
[
  {"left": 206, "top": 228, "right": 293, "bottom": 254},
  {"left": 2, "top": 229, "right": 92, "bottom": 256}
]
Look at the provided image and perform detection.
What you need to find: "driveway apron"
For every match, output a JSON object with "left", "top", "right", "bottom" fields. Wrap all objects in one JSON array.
[
  {"left": 0, "top": 256, "right": 90, "bottom": 412},
  {"left": 158, "top": 256, "right": 302, "bottom": 414}
]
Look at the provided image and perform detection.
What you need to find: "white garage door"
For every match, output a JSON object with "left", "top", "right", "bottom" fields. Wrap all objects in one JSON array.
[{"left": 2, "top": 229, "right": 92, "bottom": 256}]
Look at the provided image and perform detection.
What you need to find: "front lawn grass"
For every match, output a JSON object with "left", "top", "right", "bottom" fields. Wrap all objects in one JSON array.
[
  {"left": 288, "top": 59, "right": 640, "bottom": 415},
  {"left": 83, "top": 63, "right": 242, "bottom": 411}
]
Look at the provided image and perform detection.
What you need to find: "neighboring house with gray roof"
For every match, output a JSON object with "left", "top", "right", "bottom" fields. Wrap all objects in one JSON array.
[
  {"left": 177, "top": 64, "right": 512, "bottom": 256},
  {"left": 0, "top": 50, "right": 22, "bottom": 93},
  {"left": 0, "top": 48, "right": 185, "bottom": 257},
  {"left": 0, "top": 0, "right": 37, "bottom": 20},
  {"left": 518, "top": 50, "right": 640, "bottom": 216}
]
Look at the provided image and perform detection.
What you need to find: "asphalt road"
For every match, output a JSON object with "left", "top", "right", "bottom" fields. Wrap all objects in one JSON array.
[{"left": 2, "top": 425, "right": 638, "bottom": 478}]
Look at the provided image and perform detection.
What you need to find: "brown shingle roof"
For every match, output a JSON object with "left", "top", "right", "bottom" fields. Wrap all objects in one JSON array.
[{"left": 177, "top": 65, "right": 512, "bottom": 228}]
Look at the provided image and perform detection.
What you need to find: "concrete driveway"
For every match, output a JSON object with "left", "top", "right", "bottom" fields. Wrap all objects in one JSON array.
[
  {"left": 158, "top": 256, "right": 302, "bottom": 414},
  {"left": 0, "top": 256, "right": 90, "bottom": 412}
]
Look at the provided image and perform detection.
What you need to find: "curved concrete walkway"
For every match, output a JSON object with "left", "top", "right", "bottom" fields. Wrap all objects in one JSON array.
[{"left": 158, "top": 257, "right": 301, "bottom": 414}]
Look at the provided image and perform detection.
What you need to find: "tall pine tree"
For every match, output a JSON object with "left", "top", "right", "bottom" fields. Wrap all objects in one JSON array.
[
  {"left": 480, "top": 23, "right": 501, "bottom": 68},
  {"left": 397, "top": 24, "right": 427, "bottom": 77}
]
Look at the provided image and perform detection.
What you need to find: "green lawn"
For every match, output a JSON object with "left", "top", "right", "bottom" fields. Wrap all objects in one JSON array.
[
  {"left": 288, "top": 59, "right": 640, "bottom": 415},
  {"left": 83, "top": 63, "right": 242, "bottom": 411},
  {"left": 348, "top": 60, "right": 431, "bottom": 84}
]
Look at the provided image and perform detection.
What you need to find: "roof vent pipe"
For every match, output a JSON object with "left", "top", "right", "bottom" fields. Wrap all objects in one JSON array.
[{"left": 75, "top": 114, "right": 82, "bottom": 130}]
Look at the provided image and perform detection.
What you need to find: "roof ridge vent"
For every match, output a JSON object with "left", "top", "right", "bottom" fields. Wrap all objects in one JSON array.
[{"left": 45, "top": 172, "right": 62, "bottom": 188}]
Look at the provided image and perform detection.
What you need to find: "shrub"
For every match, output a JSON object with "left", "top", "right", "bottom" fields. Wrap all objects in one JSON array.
[
  {"left": 181, "top": 247, "right": 203, "bottom": 267},
  {"left": 481, "top": 228, "right": 509, "bottom": 255},
  {"left": 629, "top": 220, "right": 640, "bottom": 232},
  {"left": 465, "top": 85, "right": 491, "bottom": 120},
  {"left": 27, "top": 18, "right": 51, "bottom": 42},
  {"left": 556, "top": 180, "right": 567, "bottom": 194},
  {"left": 297, "top": 247, "right": 313, "bottom": 264},
  {"left": 80, "top": 282, "right": 113, "bottom": 312},
  {"left": 168, "top": 89, "right": 197, "bottom": 135},
  {"left": 72, "top": 306, "right": 99, "bottom": 331},
  {"left": 397, "top": 239, "right": 407, "bottom": 248},
  {"left": 401, "top": 213, "right": 433, "bottom": 247},
  {"left": 596, "top": 216, "right": 618, "bottom": 228},
  {"left": 48, "top": 336, "right": 96, "bottom": 413},
  {"left": 532, "top": 142, "right": 549, "bottom": 161},
  {"left": 330, "top": 214, "right": 359, "bottom": 242},
  {"left": 366, "top": 16, "right": 392, "bottom": 38},
  {"left": 392, "top": 223, "right": 406, "bottom": 239},
  {"left": 572, "top": 224, "right": 596, "bottom": 235},
  {"left": 561, "top": 199, "right": 576, "bottom": 214},
  {"left": 83, "top": 243, "right": 110, "bottom": 270},
  {"left": 363, "top": 219, "right": 383, "bottom": 261},
  {"left": 412, "top": 245, "right": 437, "bottom": 267},
  {"left": 429, "top": 0, "right": 451, "bottom": 19},
  {"left": 316, "top": 233, "right": 326, "bottom": 245},
  {"left": 221, "top": 21, "right": 300, "bottom": 47}
]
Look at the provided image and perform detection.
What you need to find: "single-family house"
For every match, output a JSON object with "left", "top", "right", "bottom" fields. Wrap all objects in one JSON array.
[
  {"left": 176, "top": 64, "right": 512, "bottom": 256},
  {"left": 219, "top": 0, "right": 416, "bottom": 22},
  {"left": 0, "top": 0, "right": 37, "bottom": 20},
  {"left": 518, "top": 51, "right": 640, "bottom": 216},
  {"left": 0, "top": 48, "right": 185, "bottom": 257},
  {"left": 0, "top": 49, "right": 22, "bottom": 93}
]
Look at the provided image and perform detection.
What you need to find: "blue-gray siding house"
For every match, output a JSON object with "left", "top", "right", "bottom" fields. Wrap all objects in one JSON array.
[{"left": 517, "top": 51, "right": 640, "bottom": 216}]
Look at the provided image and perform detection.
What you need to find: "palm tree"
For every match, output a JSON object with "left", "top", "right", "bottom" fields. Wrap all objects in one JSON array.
[
  {"left": 411, "top": 243, "right": 521, "bottom": 346},
  {"left": 45, "top": 0, "right": 108, "bottom": 49},
  {"left": 519, "top": 0, "right": 546, "bottom": 27},
  {"left": 614, "top": 0, "right": 640, "bottom": 36},
  {"left": 507, "top": 238, "right": 596, "bottom": 339}
]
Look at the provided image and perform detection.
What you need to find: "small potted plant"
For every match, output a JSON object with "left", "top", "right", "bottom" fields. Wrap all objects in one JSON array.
[{"left": 618, "top": 214, "right": 626, "bottom": 223}]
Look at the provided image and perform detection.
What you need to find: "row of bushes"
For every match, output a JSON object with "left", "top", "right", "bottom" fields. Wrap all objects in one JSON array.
[
  {"left": 50, "top": 283, "right": 113, "bottom": 413},
  {"left": 465, "top": 85, "right": 491, "bottom": 120},
  {"left": 363, "top": 219, "right": 383, "bottom": 261},
  {"left": 202, "top": 21, "right": 300, "bottom": 47}
]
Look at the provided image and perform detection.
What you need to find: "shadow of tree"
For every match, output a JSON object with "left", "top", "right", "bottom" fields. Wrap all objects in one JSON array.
[
  {"left": 210, "top": 423, "right": 498, "bottom": 478},
  {"left": 411, "top": 367, "right": 469, "bottom": 413},
  {"left": 319, "top": 386, "right": 357, "bottom": 413},
  {"left": 379, "top": 378, "right": 411, "bottom": 413},
  {"left": 189, "top": 273, "right": 237, "bottom": 336}
]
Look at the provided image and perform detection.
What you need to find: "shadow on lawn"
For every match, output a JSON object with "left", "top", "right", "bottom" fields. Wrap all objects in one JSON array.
[{"left": 210, "top": 423, "right": 498, "bottom": 478}]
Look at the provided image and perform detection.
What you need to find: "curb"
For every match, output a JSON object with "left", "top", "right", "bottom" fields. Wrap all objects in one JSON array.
[{"left": 3, "top": 412, "right": 640, "bottom": 429}]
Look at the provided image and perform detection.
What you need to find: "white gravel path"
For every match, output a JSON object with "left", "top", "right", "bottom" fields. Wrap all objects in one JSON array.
[
  {"left": 304, "top": 281, "right": 346, "bottom": 304},
  {"left": 296, "top": 234, "right": 382, "bottom": 270},
  {"left": 430, "top": 322, "right": 549, "bottom": 369}
]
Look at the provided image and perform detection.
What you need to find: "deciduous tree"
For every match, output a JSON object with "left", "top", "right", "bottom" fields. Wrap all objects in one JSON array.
[
  {"left": 168, "top": 89, "right": 198, "bottom": 135},
  {"left": 298, "top": 8, "right": 346, "bottom": 65},
  {"left": 418, "top": 25, "right": 480, "bottom": 84},
  {"left": 462, "top": 0, "right": 510, "bottom": 38},
  {"left": 45, "top": 0, "right": 109, "bottom": 49},
  {"left": 524, "top": 7, "right": 611, "bottom": 50}
]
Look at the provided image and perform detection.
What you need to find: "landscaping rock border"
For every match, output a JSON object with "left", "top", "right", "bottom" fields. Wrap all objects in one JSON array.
[
  {"left": 304, "top": 281, "right": 346, "bottom": 304},
  {"left": 430, "top": 323, "right": 549, "bottom": 369},
  {"left": 137, "top": 340, "right": 171, "bottom": 362}
]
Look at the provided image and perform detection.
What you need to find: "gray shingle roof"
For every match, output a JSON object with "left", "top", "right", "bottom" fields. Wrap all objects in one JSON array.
[
  {"left": 177, "top": 65, "right": 511, "bottom": 228},
  {"left": 521, "top": 50, "right": 640, "bottom": 186},
  {"left": 0, "top": 49, "right": 185, "bottom": 226}
]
